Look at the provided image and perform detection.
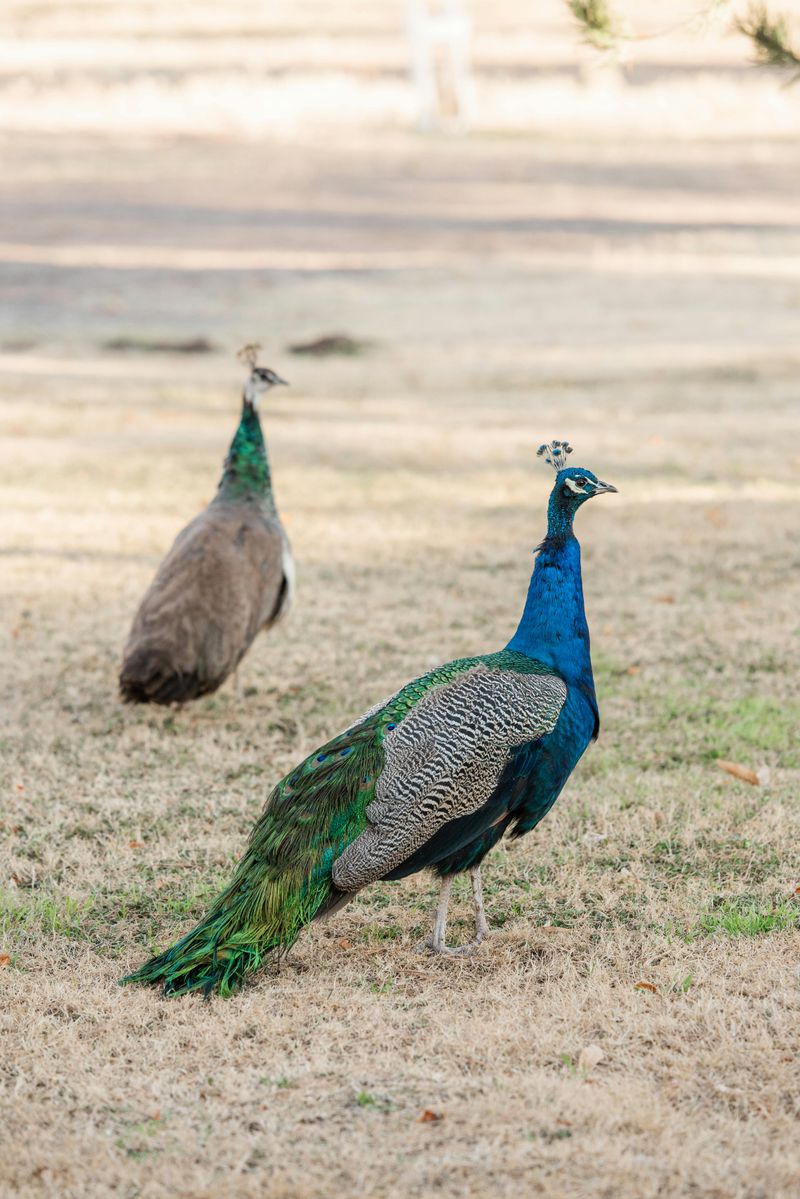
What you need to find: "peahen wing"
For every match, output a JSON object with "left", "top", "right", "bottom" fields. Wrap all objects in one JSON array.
[{"left": 331, "top": 653, "right": 566, "bottom": 891}]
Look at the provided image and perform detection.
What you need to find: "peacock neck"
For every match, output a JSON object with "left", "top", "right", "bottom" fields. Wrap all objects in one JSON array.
[
  {"left": 506, "top": 495, "right": 593, "bottom": 688},
  {"left": 216, "top": 402, "right": 276, "bottom": 512}
]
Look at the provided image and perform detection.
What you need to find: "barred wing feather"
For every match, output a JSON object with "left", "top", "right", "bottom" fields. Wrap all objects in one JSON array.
[{"left": 332, "top": 663, "right": 566, "bottom": 890}]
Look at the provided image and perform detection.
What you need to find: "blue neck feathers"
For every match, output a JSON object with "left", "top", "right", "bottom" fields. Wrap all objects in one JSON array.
[{"left": 506, "top": 489, "right": 593, "bottom": 688}]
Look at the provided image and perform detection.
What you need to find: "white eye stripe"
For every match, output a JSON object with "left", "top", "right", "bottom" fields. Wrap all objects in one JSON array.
[{"left": 564, "top": 476, "right": 596, "bottom": 494}]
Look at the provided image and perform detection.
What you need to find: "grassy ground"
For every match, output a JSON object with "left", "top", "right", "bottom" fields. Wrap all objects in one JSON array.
[
  {"left": 2, "top": 340, "right": 799, "bottom": 1198},
  {"left": 2, "top": 3, "right": 800, "bottom": 1197}
]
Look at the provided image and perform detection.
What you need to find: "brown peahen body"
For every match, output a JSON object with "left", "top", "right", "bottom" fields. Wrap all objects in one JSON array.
[{"left": 119, "top": 362, "right": 293, "bottom": 705}]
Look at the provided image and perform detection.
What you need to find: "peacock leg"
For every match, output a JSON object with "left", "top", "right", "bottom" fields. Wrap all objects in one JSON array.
[
  {"left": 419, "top": 869, "right": 488, "bottom": 956},
  {"left": 470, "top": 865, "right": 489, "bottom": 944},
  {"left": 422, "top": 875, "right": 453, "bottom": 952}
]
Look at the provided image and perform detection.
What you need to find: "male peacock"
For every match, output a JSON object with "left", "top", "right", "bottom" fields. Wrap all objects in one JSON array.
[
  {"left": 119, "top": 346, "right": 294, "bottom": 705},
  {"left": 124, "top": 441, "right": 615, "bottom": 996}
]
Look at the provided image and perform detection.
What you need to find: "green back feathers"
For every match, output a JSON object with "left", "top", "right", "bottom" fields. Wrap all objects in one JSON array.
[
  {"left": 122, "top": 650, "right": 556, "bottom": 997},
  {"left": 216, "top": 402, "right": 274, "bottom": 508}
]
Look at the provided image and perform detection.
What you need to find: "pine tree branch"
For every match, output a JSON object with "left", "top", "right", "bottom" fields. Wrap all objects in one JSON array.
[
  {"left": 737, "top": 4, "right": 800, "bottom": 81},
  {"left": 566, "top": 0, "right": 800, "bottom": 85},
  {"left": 567, "top": 1, "right": 622, "bottom": 51}
]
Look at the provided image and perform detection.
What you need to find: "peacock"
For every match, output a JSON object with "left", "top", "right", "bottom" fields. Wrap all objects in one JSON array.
[
  {"left": 119, "top": 346, "right": 294, "bottom": 705},
  {"left": 123, "top": 440, "right": 616, "bottom": 996}
]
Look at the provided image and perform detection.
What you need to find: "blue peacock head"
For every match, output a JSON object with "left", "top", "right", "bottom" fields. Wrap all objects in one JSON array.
[{"left": 537, "top": 440, "right": 617, "bottom": 518}]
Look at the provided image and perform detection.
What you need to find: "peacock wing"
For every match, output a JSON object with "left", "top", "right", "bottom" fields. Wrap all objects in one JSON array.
[
  {"left": 234, "top": 658, "right": 491, "bottom": 896},
  {"left": 331, "top": 654, "right": 567, "bottom": 891}
]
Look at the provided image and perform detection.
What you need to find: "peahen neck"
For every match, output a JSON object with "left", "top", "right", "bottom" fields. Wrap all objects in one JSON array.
[
  {"left": 216, "top": 401, "right": 275, "bottom": 511},
  {"left": 506, "top": 490, "right": 593, "bottom": 687}
]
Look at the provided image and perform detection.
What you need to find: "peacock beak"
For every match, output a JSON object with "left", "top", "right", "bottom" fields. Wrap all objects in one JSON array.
[
  {"left": 273, "top": 375, "right": 289, "bottom": 386},
  {"left": 593, "top": 480, "right": 618, "bottom": 494}
]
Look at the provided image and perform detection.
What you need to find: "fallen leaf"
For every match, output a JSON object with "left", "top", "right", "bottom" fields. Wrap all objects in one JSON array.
[
  {"left": 128, "top": 840, "right": 144, "bottom": 849},
  {"left": 634, "top": 981, "right": 658, "bottom": 994},
  {"left": 655, "top": 594, "right": 675, "bottom": 604},
  {"left": 540, "top": 925, "right": 561, "bottom": 933},
  {"left": 0, "top": 954, "right": 10, "bottom": 967},
  {"left": 417, "top": 1109, "right": 443, "bottom": 1123},
  {"left": 15, "top": 784, "right": 24, "bottom": 792},
  {"left": 577, "top": 1044, "right": 604, "bottom": 1073},
  {"left": 716, "top": 760, "right": 761, "bottom": 786},
  {"left": 625, "top": 665, "right": 640, "bottom": 675},
  {"left": 336, "top": 937, "right": 352, "bottom": 950}
]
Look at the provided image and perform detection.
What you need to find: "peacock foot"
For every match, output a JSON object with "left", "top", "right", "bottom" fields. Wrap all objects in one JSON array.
[{"left": 416, "top": 929, "right": 488, "bottom": 956}]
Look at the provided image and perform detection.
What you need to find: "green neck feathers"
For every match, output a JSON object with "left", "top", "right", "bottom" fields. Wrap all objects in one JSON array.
[{"left": 216, "top": 402, "right": 275, "bottom": 510}]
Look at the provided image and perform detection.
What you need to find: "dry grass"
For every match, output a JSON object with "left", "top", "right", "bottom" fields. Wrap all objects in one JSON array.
[
  {"left": 2, "top": 349, "right": 799, "bottom": 1198},
  {"left": 2, "top": 3, "right": 800, "bottom": 1196}
]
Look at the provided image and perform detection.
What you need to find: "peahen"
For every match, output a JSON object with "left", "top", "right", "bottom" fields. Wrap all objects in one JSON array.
[
  {"left": 119, "top": 347, "right": 294, "bottom": 705},
  {"left": 123, "top": 440, "right": 616, "bottom": 996}
]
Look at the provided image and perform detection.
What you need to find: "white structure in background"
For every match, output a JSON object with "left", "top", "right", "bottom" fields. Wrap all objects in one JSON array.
[{"left": 407, "top": 2, "right": 475, "bottom": 131}]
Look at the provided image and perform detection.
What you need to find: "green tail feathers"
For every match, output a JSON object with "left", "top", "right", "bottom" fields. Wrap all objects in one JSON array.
[{"left": 122, "top": 719, "right": 385, "bottom": 997}]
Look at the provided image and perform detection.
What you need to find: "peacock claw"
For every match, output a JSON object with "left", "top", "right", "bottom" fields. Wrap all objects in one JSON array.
[{"left": 422, "top": 934, "right": 487, "bottom": 957}]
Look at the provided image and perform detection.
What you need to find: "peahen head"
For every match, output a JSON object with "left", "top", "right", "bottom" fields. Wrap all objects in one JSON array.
[
  {"left": 237, "top": 343, "right": 288, "bottom": 409},
  {"left": 538, "top": 440, "right": 617, "bottom": 537},
  {"left": 244, "top": 366, "right": 288, "bottom": 409}
]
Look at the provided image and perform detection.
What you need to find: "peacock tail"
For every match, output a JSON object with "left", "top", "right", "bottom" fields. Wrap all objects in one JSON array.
[{"left": 123, "top": 654, "right": 520, "bottom": 997}]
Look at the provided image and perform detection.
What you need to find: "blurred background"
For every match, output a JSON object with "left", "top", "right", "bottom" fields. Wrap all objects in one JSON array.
[
  {"left": 2, "top": 0, "right": 800, "bottom": 367},
  {"left": 2, "top": 0, "right": 800, "bottom": 622}
]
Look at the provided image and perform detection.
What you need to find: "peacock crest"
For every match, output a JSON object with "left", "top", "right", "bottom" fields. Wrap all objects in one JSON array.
[
  {"left": 536, "top": 439, "right": 573, "bottom": 473},
  {"left": 237, "top": 342, "right": 262, "bottom": 370}
]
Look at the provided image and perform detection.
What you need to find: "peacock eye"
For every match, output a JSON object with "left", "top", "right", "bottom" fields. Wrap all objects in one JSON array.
[{"left": 574, "top": 476, "right": 587, "bottom": 487}]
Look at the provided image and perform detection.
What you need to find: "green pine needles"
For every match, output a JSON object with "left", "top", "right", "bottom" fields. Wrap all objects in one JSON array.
[
  {"left": 567, "top": 0, "right": 622, "bottom": 50},
  {"left": 565, "top": 0, "right": 800, "bottom": 85},
  {"left": 738, "top": 4, "right": 800, "bottom": 81}
]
